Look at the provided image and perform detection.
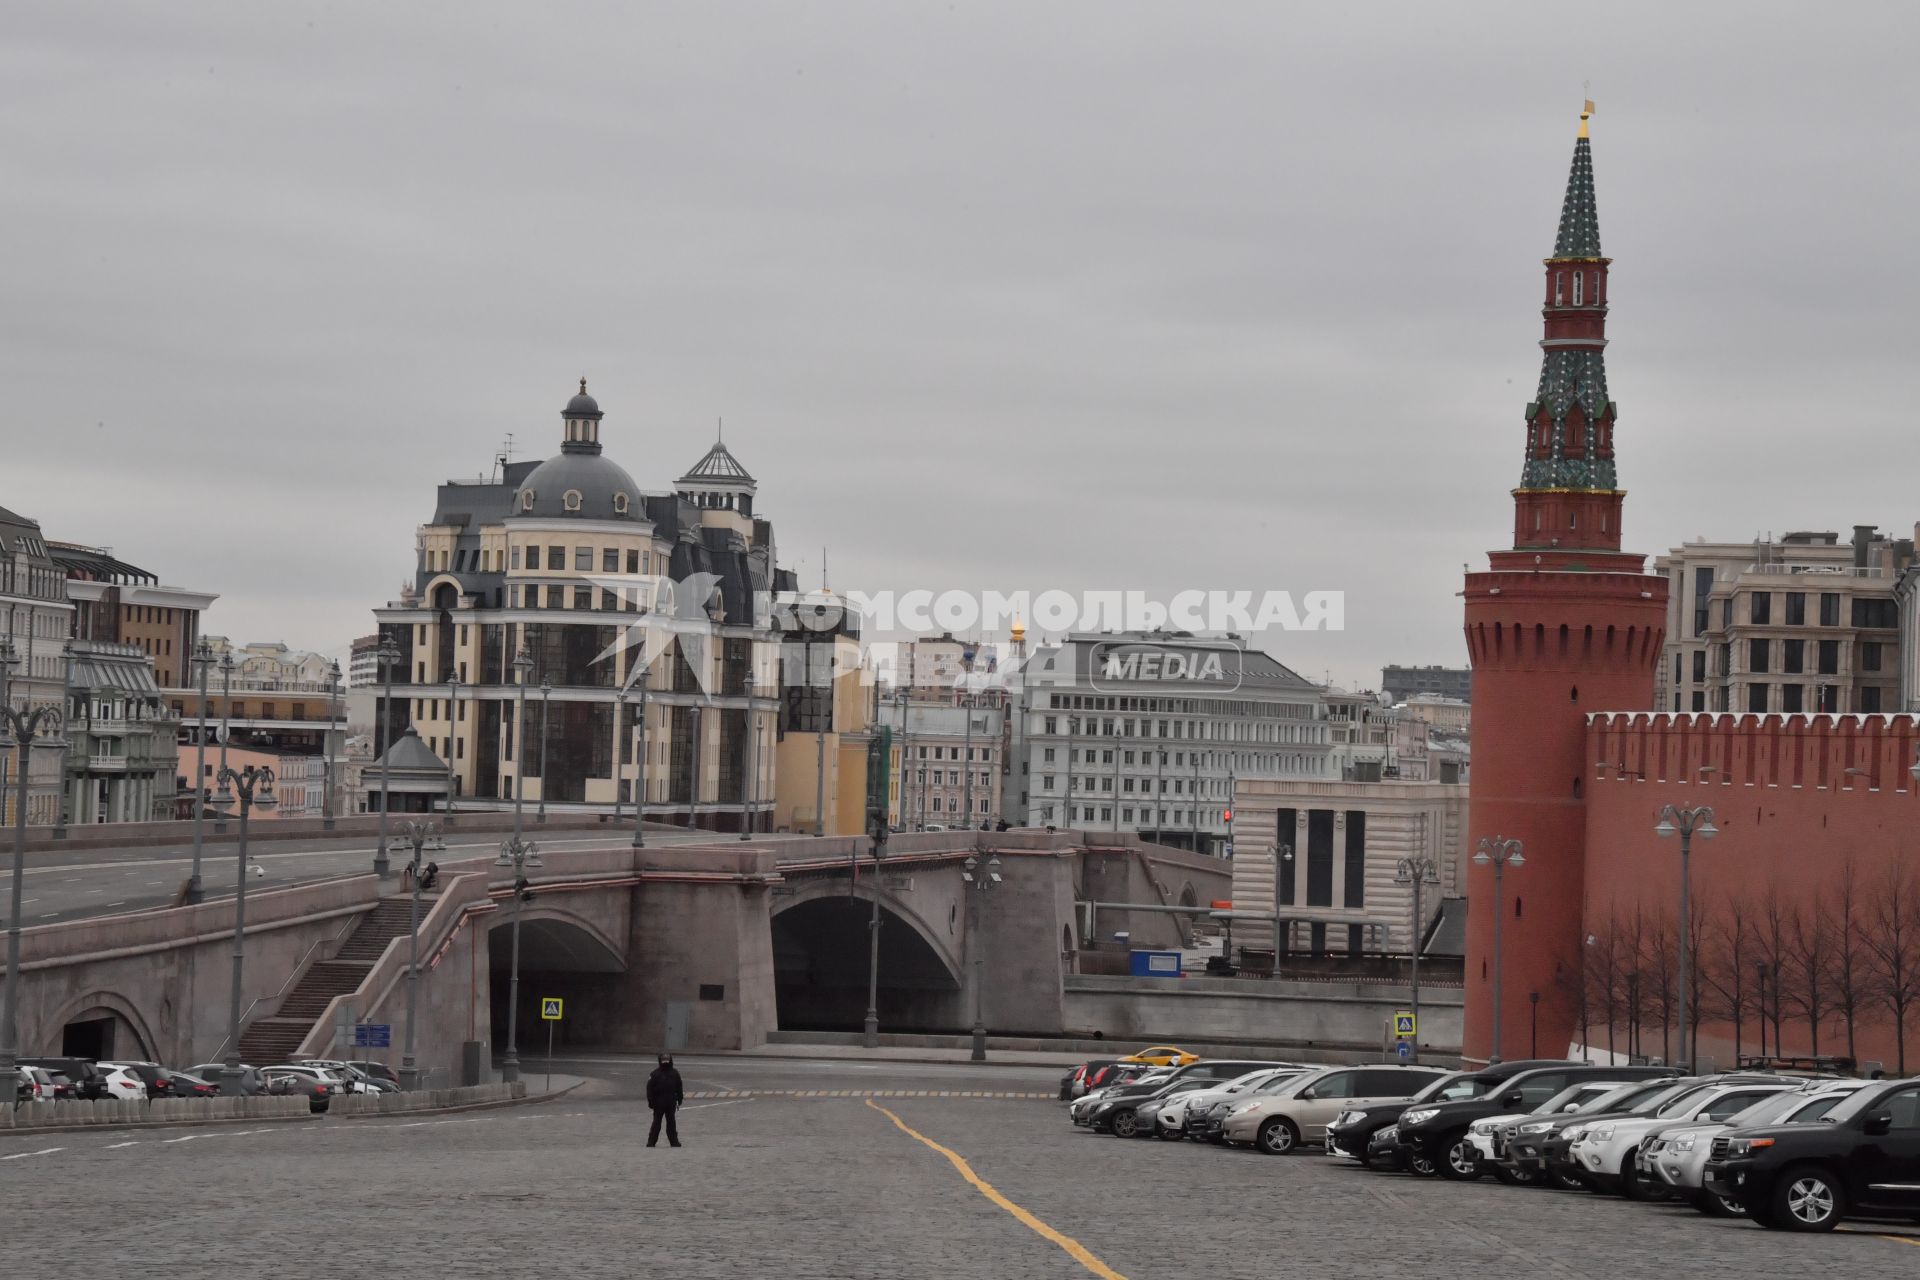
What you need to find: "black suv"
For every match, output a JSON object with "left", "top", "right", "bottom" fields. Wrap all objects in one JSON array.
[
  {"left": 1703, "top": 1077, "right": 1920, "bottom": 1231},
  {"left": 1394, "top": 1062, "right": 1677, "bottom": 1180},
  {"left": 1086, "top": 1060, "right": 1289, "bottom": 1137},
  {"left": 1326, "top": 1070, "right": 1489, "bottom": 1169}
]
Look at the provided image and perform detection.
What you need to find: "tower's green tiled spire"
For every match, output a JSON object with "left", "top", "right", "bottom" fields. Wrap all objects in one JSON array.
[{"left": 1551, "top": 119, "right": 1602, "bottom": 259}]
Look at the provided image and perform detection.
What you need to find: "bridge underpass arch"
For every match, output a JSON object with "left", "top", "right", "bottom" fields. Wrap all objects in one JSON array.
[
  {"left": 45, "top": 990, "right": 159, "bottom": 1062},
  {"left": 771, "top": 887, "right": 965, "bottom": 1034},
  {"left": 487, "top": 910, "right": 628, "bottom": 1055}
]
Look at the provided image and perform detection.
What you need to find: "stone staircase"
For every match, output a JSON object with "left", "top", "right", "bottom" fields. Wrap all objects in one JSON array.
[{"left": 237, "top": 898, "right": 422, "bottom": 1065}]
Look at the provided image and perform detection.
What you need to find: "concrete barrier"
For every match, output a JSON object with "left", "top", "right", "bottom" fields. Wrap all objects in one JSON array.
[
  {"left": 325, "top": 1082, "right": 527, "bottom": 1118},
  {"left": 2, "top": 1095, "right": 311, "bottom": 1130}
]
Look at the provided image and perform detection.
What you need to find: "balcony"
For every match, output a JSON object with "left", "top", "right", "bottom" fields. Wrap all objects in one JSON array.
[{"left": 1742, "top": 563, "right": 1889, "bottom": 579}]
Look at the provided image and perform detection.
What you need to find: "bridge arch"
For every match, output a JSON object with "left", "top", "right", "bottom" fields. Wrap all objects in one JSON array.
[
  {"left": 44, "top": 989, "right": 160, "bottom": 1062},
  {"left": 771, "top": 883, "right": 966, "bottom": 1033},
  {"left": 486, "top": 906, "right": 629, "bottom": 1054}
]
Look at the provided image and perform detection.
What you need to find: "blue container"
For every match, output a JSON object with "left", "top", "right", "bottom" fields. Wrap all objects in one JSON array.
[{"left": 1129, "top": 950, "right": 1183, "bottom": 979}]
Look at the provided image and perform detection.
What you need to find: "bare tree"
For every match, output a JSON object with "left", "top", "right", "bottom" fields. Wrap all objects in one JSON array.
[
  {"left": 1781, "top": 893, "right": 1834, "bottom": 1057},
  {"left": 1865, "top": 859, "right": 1920, "bottom": 1075},
  {"left": 1643, "top": 909, "right": 1678, "bottom": 1065},
  {"left": 1755, "top": 886, "right": 1792, "bottom": 1057},
  {"left": 1589, "top": 914, "right": 1623, "bottom": 1063},
  {"left": 1703, "top": 891, "right": 1753, "bottom": 1066},
  {"left": 1827, "top": 860, "right": 1872, "bottom": 1065}
]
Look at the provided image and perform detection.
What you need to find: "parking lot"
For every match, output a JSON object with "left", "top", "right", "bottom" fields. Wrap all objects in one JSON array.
[{"left": 5, "top": 1054, "right": 1915, "bottom": 1277}]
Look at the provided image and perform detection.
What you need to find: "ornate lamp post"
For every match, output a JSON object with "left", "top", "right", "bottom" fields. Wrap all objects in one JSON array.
[
  {"left": 187, "top": 638, "right": 216, "bottom": 896},
  {"left": 212, "top": 650, "right": 235, "bottom": 832},
  {"left": 611, "top": 684, "right": 627, "bottom": 822},
  {"left": 396, "top": 818, "right": 441, "bottom": 1090},
  {"left": 1393, "top": 848, "right": 1440, "bottom": 1064},
  {"left": 214, "top": 763, "right": 277, "bottom": 1095},
  {"left": 1654, "top": 804, "right": 1717, "bottom": 1070},
  {"left": 321, "top": 660, "right": 341, "bottom": 832},
  {"left": 511, "top": 650, "right": 532, "bottom": 841},
  {"left": 1473, "top": 835, "right": 1526, "bottom": 1064},
  {"left": 630, "top": 663, "right": 650, "bottom": 850},
  {"left": 444, "top": 673, "right": 461, "bottom": 822},
  {"left": 1, "top": 639, "right": 63, "bottom": 1078},
  {"left": 536, "top": 676, "right": 551, "bottom": 823},
  {"left": 963, "top": 852, "right": 1002, "bottom": 1061},
  {"left": 494, "top": 833, "right": 542, "bottom": 1085},
  {"left": 373, "top": 637, "right": 401, "bottom": 878}
]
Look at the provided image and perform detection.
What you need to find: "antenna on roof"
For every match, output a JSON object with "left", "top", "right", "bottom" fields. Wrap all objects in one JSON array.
[
  {"left": 716, "top": 416, "right": 723, "bottom": 445},
  {"left": 821, "top": 546, "right": 829, "bottom": 591}
]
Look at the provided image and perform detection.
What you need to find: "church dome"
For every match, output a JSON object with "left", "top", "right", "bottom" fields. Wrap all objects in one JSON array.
[
  {"left": 564, "top": 377, "right": 603, "bottom": 420},
  {"left": 511, "top": 378, "right": 637, "bottom": 520}
]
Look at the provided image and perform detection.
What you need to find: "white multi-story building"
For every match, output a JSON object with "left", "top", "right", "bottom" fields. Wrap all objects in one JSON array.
[
  {"left": 1, "top": 505, "right": 76, "bottom": 825},
  {"left": 877, "top": 698, "right": 1005, "bottom": 829},
  {"left": 1008, "top": 631, "right": 1329, "bottom": 855}
]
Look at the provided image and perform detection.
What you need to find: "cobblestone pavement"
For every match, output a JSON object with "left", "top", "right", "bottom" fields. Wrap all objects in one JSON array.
[{"left": 5, "top": 1057, "right": 1915, "bottom": 1278}]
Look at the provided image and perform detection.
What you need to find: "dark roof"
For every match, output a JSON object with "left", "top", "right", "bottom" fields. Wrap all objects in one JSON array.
[
  {"left": 678, "top": 440, "right": 754, "bottom": 485},
  {"left": 372, "top": 726, "right": 447, "bottom": 773},
  {"left": 49, "top": 543, "right": 158, "bottom": 585},
  {"left": 511, "top": 450, "right": 642, "bottom": 522},
  {"left": 1550, "top": 135, "right": 1602, "bottom": 259}
]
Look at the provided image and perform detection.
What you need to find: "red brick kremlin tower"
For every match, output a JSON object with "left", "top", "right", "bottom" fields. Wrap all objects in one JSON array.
[{"left": 1461, "top": 107, "right": 1669, "bottom": 1062}]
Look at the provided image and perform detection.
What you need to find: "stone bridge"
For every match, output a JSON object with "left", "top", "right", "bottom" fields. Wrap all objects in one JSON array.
[{"left": 5, "top": 830, "right": 1228, "bottom": 1082}]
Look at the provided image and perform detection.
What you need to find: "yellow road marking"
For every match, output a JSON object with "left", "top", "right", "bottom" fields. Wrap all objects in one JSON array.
[
  {"left": 1841, "top": 1227, "right": 1920, "bottom": 1248},
  {"left": 866, "top": 1099, "right": 1129, "bottom": 1280}
]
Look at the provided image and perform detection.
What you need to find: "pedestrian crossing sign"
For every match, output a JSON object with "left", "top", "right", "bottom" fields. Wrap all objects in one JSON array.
[
  {"left": 541, "top": 998, "right": 564, "bottom": 1021},
  {"left": 1394, "top": 1011, "right": 1416, "bottom": 1038}
]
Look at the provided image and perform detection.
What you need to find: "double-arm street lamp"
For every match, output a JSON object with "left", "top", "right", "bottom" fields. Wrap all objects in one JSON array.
[
  {"left": 630, "top": 664, "right": 650, "bottom": 849},
  {"left": 187, "top": 637, "right": 215, "bottom": 898},
  {"left": 494, "top": 833, "right": 542, "bottom": 1085},
  {"left": 963, "top": 853, "right": 1002, "bottom": 1061},
  {"left": 212, "top": 651, "right": 236, "bottom": 833},
  {"left": 1394, "top": 850, "right": 1441, "bottom": 1064},
  {"left": 215, "top": 764, "right": 277, "bottom": 1096},
  {"left": 1473, "top": 835, "right": 1526, "bottom": 1064},
  {"left": 373, "top": 637, "right": 401, "bottom": 878},
  {"left": 1654, "top": 804, "right": 1717, "bottom": 1070},
  {"left": 1, "top": 639, "right": 63, "bottom": 1078},
  {"left": 396, "top": 818, "right": 441, "bottom": 1090},
  {"left": 536, "top": 676, "right": 552, "bottom": 823}
]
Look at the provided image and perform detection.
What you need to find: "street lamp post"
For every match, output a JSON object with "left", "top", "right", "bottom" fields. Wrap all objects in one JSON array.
[
  {"left": 630, "top": 665, "right": 649, "bottom": 849},
  {"left": 53, "top": 642, "right": 74, "bottom": 839},
  {"left": 187, "top": 638, "right": 215, "bottom": 898},
  {"left": 964, "top": 853, "right": 1002, "bottom": 1061},
  {"left": 1276, "top": 842, "right": 1295, "bottom": 956},
  {"left": 1393, "top": 849, "right": 1440, "bottom": 1064},
  {"left": 1472, "top": 835, "right": 1526, "bottom": 1064},
  {"left": 444, "top": 674, "right": 461, "bottom": 823},
  {"left": 373, "top": 638, "right": 401, "bottom": 878},
  {"left": 1, "top": 639, "right": 63, "bottom": 1078},
  {"left": 536, "top": 676, "right": 551, "bottom": 823},
  {"left": 396, "top": 818, "right": 440, "bottom": 1090},
  {"left": 214, "top": 763, "right": 277, "bottom": 1096},
  {"left": 511, "top": 650, "right": 532, "bottom": 843},
  {"left": 1654, "top": 804, "right": 1717, "bottom": 1071},
  {"left": 740, "top": 688, "right": 756, "bottom": 841},
  {"left": 494, "top": 832, "right": 542, "bottom": 1086},
  {"left": 213, "top": 651, "right": 235, "bottom": 832},
  {"left": 321, "top": 659, "right": 341, "bottom": 832},
  {"left": 611, "top": 685, "right": 627, "bottom": 822},
  {"left": 962, "top": 695, "right": 975, "bottom": 831}
]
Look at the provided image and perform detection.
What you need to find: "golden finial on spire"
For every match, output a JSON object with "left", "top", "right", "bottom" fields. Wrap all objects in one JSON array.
[{"left": 1579, "top": 94, "right": 1594, "bottom": 139}]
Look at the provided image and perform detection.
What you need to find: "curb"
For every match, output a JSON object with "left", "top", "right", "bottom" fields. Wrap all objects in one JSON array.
[{"left": 330, "top": 1080, "right": 584, "bottom": 1121}]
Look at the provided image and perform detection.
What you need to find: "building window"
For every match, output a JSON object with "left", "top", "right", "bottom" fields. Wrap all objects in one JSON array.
[
  {"left": 1783, "top": 639, "right": 1805, "bottom": 674},
  {"left": 573, "top": 587, "right": 592, "bottom": 610},
  {"left": 548, "top": 546, "right": 565, "bottom": 570},
  {"left": 1820, "top": 593, "right": 1841, "bottom": 627},
  {"left": 1853, "top": 598, "right": 1897, "bottom": 629},
  {"left": 602, "top": 549, "right": 619, "bottom": 574},
  {"left": 1572, "top": 272, "right": 1583, "bottom": 305},
  {"left": 1691, "top": 650, "right": 1706, "bottom": 682},
  {"left": 1862, "top": 641, "right": 1883, "bottom": 672},
  {"left": 1786, "top": 591, "right": 1805, "bottom": 625},
  {"left": 563, "top": 490, "right": 583, "bottom": 512},
  {"left": 613, "top": 492, "right": 630, "bottom": 515},
  {"left": 1861, "top": 686, "right": 1883, "bottom": 713},
  {"left": 1750, "top": 592, "right": 1771, "bottom": 625},
  {"left": 1747, "top": 684, "right": 1768, "bottom": 714},
  {"left": 574, "top": 547, "right": 592, "bottom": 571},
  {"left": 546, "top": 586, "right": 564, "bottom": 609},
  {"left": 1818, "top": 639, "right": 1840, "bottom": 675},
  {"left": 520, "top": 489, "right": 536, "bottom": 511},
  {"left": 1748, "top": 639, "right": 1770, "bottom": 674},
  {"left": 1781, "top": 683, "right": 1803, "bottom": 713}
]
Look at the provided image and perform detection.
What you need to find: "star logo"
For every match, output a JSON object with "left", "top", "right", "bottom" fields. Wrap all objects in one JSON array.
[{"left": 587, "top": 571, "right": 727, "bottom": 698}]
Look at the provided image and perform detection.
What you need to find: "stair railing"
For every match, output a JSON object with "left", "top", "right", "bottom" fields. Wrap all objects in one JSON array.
[{"left": 208, "top": 912, "right": 359, "bottom": 1062}]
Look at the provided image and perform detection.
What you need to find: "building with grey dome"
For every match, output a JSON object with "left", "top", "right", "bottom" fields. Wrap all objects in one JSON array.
[{"left": 369, "top": 380, "right": 788, "bottom": 831}]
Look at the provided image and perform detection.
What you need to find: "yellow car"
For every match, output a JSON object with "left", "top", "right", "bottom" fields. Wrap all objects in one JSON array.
[{"left": 1119, "top": 1045, "right": 1199, "bottom": 1067}]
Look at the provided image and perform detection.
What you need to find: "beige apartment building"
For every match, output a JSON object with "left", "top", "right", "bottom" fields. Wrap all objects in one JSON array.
[{"left": 1657, "top": 527, "right": 1914, "bottom": 715}]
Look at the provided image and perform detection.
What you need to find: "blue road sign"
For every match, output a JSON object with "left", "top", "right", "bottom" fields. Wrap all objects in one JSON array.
[
  {"left": 1396, "top": 1039, "right": 1412, "bottom": 1061},
  {"left": 353, "top": 1023, "right": 391, "bottom": 1048}
]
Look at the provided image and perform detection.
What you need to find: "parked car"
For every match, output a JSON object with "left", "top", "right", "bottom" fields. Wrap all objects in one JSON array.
[
  {"left": 1159, "top": 1066, "right": 1307, "bottom": 1139},
  {"left": 166, "top": 1071, "right": 221, "bottom": 1099},
  {"left": 1118, "top": 1045, "right": 1201, "bottom": 1068},
  {"left": 19, "top": 1057, "right": 110, "bottom": 1101},
  {"left": 1090, "top": 1060, "right": 1291, "bottom": 1137},
  {"left": 188, "top": 1064, "right": 272, "bottom": 1097},
  {"left": 6, "top": 1066, "right": 51, "bottom": 1104},
  {"left": 1394, "top": 1062, "right": 1675, "bottom": 1180},
  {"left": 1326, "top": 1070, "right": 1490, "bottom": 1170},
  {"left": 1061, "top": 1059, "right": 1120, "bottom": 1100},
  {"left": 98, "top": 1067, "right": 149, "bottom": 1101},
  {"left": 1468, "top": 1080, "right": 1638, "bottom": 1184},
  {"left": 296, "top": 1060, "right": 387, "bottom": 1094},
  {"left": 1501, "top": 1078, "right": 1692, "bottom": 1190},
  {"left": 1069, "top": 1068, "right": 1173, "bottom": 1126},
  {"left": 345, "top": 1061, "right": 401, "bottom": 1086},
  {"left": 1222, "top": 1063, "right": 1453, "bottom": 1154},
  {"left": 1570, "top": 1078, "right": 1799, "bottom": 1198},
  {"left": 259, "top": 1065, "right": 342, "bottom": 1112},
  {"left": 1642, "top": 1081, "right": 1871, "bottom": 1217},
  {"left": 94, "top": 1061, "right": 181, "bottom": 1099},
  {"left": 1703, "top": 1076, "right": 1920, "bottom": 1231}
]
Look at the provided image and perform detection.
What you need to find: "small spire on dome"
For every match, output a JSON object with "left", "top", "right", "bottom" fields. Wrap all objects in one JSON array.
[
  {"left": 1578, "top": 96, "right": 1593, "bottom": 140},
  {"left": 580, "top": 376, "right": 588, "bottom": 394}
]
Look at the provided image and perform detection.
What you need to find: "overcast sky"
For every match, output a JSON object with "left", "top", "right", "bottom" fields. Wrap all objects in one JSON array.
[{"left": 5, "top": 2, "right": 1914, "bottom": 690}]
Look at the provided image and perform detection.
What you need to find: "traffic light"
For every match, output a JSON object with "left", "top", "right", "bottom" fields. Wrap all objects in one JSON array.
[{"left": 1223, "top": 809, "right": 1232, "bottom": 823}]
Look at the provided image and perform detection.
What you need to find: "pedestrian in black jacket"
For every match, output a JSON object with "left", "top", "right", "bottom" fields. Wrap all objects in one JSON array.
[{"left": 646, "top": 1053, "right": 684, "bottom": 1148}]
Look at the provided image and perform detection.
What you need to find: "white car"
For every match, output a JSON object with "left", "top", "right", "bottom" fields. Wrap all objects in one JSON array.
[
  {"left": 296, "top": 1059, "right": 382, "bottom": 1094},
  {"left": 98, "top": 1067, "right": 149, "bottom": 1101},
  {"left": 1641, "top": 1081, "right": 1869, "bottom": 1216},
  {"left": 1570, "top": 1080, "right": 1796, "bottom": 1197},
  {"left": 1155, "top": 1067, "right": 1306, "bottom": 1138},
  {"left": 1466, "top": 1080, "right": 1631, "bottom": 1172}
]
